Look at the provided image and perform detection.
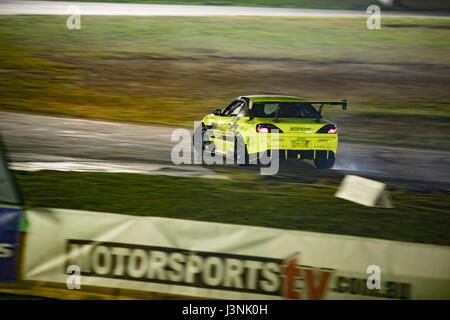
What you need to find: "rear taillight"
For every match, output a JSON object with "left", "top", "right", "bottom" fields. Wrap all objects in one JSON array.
[
  {"left": 317, "top": 125, "right": 337, "bottom": 134},
  {"left": 256, "top": 124, "right": 284, "bottom": 133},
  {"left": 328, "top": 128, "right": 337, "bottom": 134}
]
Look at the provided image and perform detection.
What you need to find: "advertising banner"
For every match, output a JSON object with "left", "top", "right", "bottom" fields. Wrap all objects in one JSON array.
[
  {"left": 23, "top": 208, "right": 450, "bottom": 299},
  {"left": 0, "top": 207, "right": 22, "bottom": 282}
]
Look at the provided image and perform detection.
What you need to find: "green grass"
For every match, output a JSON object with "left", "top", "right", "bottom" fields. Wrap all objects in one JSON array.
[
  {"left": 13, "top": 170, "right": 450, "bottom": 246},
  {"left": 1, "top": 16, "right": 449, "bottom": 148},
  {"left": 0, "top": 293, "right": 50, "bottom": 300},
  {"left": 40, "top": 0, "right": 450, "bottom": 12}
]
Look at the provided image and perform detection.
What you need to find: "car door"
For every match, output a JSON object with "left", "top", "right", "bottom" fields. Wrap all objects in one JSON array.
[
  {"left": 210, "top": 99, "right": 248, "bottom": 154},
  {"left": 221, "top": 100, "right": 247, "bottom": 153},
  {"left": 209, "top": 100, "right": 239, "bottom": 152}
]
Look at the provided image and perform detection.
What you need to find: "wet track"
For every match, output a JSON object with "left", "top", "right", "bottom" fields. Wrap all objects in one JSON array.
[{"left": 1, "top": 111, "right": 449, "bottom": 189}]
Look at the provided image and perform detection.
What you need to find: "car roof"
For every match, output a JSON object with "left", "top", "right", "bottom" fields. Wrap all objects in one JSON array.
[{"left": 239, "top": 95, "right": 306, "bottom": 102}]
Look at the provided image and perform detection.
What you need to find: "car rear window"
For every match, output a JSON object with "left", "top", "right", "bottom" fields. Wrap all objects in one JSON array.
[{"left": 252, "top": 102, "right": 319, "bottom": 118}]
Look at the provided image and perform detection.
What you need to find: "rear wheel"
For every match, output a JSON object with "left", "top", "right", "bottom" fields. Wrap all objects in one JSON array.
[
  {"left": 234, "top": 134, "right": 249, "bottom": 166},
  {"left": 314, "top": 151, "right": 335, "bottom": 169}
]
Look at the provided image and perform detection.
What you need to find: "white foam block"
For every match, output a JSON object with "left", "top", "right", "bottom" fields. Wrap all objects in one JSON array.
[{"left": 335, "top": 175, "right": 393, "bottom": 208}]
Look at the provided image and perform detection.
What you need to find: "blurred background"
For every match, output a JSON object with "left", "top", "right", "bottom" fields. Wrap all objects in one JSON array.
[
  {"left": 0, "top": 0, "right": 449, "bottom": 299},
  {"left": 1, "top": 1, "right": 449, "bottom": 147}
]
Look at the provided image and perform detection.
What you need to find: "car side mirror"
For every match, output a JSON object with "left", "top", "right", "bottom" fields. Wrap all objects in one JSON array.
[{"left": 213, "top": 109, "right": 221, "bottom": 116}]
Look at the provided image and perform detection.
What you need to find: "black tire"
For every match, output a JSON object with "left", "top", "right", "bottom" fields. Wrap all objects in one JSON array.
[
  {"left": 234, "top": 134, "right": 249, "bottom": 166},
  {"left": 314, "top": 151, "right": 335, "bottom": 169},
  {"left": 193, "top": 125, "right": 206, "bottom": 153}
]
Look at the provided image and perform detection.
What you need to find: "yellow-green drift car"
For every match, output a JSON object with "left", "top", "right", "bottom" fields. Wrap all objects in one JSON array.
[{"left": 194, "top": 95, "right": 347, "bottom": 169}]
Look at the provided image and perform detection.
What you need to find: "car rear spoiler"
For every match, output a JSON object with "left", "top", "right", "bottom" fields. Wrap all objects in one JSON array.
[
  {"left": 303, "top": 100, "right": 347, "bottom": 110},
  {"left": 303, "top": 100, "right": 347, "bottom": 123},
  {"left": 254, "top": 100, "right": 347, "bottom": 122}
]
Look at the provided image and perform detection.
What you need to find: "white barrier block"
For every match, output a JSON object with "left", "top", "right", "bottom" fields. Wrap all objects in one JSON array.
[
  {"left": 335, "top": 175, "right": 393, "bottom": 208},
  {"left": 378, "top": 0, "right": 394, "bottom": 6}
]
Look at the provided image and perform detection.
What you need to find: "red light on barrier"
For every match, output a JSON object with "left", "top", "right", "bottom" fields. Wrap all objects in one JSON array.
[{"left": 328, "top": 128, "right": 337, "bottom": 134}]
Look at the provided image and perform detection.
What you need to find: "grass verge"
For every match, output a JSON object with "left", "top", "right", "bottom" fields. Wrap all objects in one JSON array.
[{"left": 0, "top": 292, "right": 49, "bottom": 300}]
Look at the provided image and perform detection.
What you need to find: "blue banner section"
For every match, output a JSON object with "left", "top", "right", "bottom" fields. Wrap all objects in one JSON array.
[{"left": 0, "top": 207, "right": 22, "bottom": 282}]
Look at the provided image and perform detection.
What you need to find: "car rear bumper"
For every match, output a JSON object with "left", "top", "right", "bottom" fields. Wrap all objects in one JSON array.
[
  {"left": 249, "top": 149, "right": 335, "bottom": 162},
  {"left": 248, "top": 134, "right": 338, "bottom": 155}
]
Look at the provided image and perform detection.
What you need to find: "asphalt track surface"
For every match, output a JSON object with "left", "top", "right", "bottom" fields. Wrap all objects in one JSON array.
[
  {"left": 1, "top": 111, "right": 449, "bottom": 188},
  {"left": 1, "top": 0, "right": 449, "bottom": 18}
]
